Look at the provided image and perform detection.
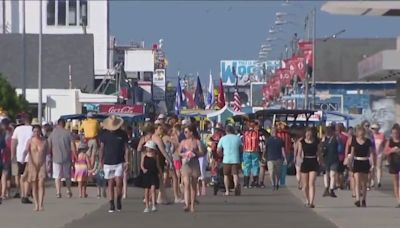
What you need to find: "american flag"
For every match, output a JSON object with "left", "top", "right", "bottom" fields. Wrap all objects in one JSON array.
[
  {"left": 232, "top": 66, "right": 241, "bottom": 112},
  {"left": 233, "top": 90, "right": 241, "bottom": 112}
]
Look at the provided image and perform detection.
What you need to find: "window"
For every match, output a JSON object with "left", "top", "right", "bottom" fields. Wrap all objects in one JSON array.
[
  {"left": 57, "top": 0, "right": 66, "bottom": 25},
  {"left": 68, "top": 0, "right": 77, "bottom": 25},
  {"left": 47, "top": 0, "right": 55, "bottom": 25},
  {"left": 80, "top": 0, "right": 88, "bottom": 26}
]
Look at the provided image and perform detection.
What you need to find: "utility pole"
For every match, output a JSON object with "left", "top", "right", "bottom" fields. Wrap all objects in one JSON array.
[
  {"left": 311, "top": 7, "right": 317, "bottom": 109},
  {"left": 22, "top": 0, "right": 26, "bottom": 98},
  {"left": 38, "top": 0, "right": 43, "bottom": 123}
]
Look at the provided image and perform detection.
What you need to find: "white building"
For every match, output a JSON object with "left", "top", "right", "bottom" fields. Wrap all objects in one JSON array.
[{"left": 0, "top": 0, "right": 109, "bottom": 77}]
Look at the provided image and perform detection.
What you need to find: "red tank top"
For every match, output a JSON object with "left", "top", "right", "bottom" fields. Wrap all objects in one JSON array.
[{"left": 243, "top": 130, "right": 259, "bottom": 152}]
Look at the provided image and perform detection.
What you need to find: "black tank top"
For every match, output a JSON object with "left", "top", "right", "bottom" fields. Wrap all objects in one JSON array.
[
  {"left": 352, "top": 138, "right": 371, "bottom": 157},
  {"left": 389, "top": 138, "right": 400, "bottom": 148},
  {"left": 301, "top": 139, "right": 318, "bottom": 157}
]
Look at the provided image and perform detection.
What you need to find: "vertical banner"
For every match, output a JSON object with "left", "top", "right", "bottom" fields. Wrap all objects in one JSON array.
[{"left": 152, "top": 69, "right": 166, "bottom": 101}]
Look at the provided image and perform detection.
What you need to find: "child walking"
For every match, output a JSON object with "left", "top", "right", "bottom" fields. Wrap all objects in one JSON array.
[
  {"left": 74, "top": 143, "right": 92, "bottom": 198},
  {"left": 90, "top": 153, "right": 107, "bottom": 199},
  {"left": 141, "top": 141, "right": 161, "bottom": 213}
]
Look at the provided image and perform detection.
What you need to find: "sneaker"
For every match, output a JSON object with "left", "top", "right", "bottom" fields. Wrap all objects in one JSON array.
[
  {"left": 259, "top": 183, "right": 266, "bottom": 189},
  {"left": 361, "top": 200, "right": 366, "bottom": 207},
  {"left": 108, "top": 201, "right": 115, "bottom": 213},
  {"left": 116, "top": 196, "right": 122, "bottom": 211},
  {"left": 322, "top": 188, "right": 329, "bottom": 197},
  {"left": 21, "top": 197, "right": 33, "bottom": 204},
  {"left": 13, "top": 192, "right": 21, "bottom": 199},
  {"left": 56, "top": 193, "right": 62, "bottom": 198},
  {"left": 143, "top": 207, "right": 150, "bottom": 213},
  {"left": 151, "top": 205, "right": 157, "bottom": 212},
  {"left": 330, "top": 190, "right": 337, "bottom": 198}
]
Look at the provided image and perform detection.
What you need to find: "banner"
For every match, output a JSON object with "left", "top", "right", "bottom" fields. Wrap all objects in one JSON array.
[
  {"left": 99, "top": 104, "right": 144, "bottom": 114},
  {"left": 298, "top": 40, "right": 313, "bottom": 65},
  {"left": 152, "top": 69, "right": 166, "bottom": 101},
  {"left": 284, "top": 56, "right": 306, "bottom": 81}
]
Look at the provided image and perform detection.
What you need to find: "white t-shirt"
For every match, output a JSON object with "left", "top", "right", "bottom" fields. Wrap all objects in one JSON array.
[{"left": 12, "top": 125, "right": 33, "bottom": 163}]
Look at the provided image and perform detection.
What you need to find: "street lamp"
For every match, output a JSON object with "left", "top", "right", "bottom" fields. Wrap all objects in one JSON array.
[{"left": 323, "top": 29, "right": 346, "bottom": 42}]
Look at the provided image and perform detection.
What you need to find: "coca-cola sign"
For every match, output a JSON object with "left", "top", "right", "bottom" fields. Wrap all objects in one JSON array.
[{"left": 99, "top": 105, "right": 144, "bottom": 114}]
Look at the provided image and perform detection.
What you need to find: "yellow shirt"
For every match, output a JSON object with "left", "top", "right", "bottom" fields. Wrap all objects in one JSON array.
[{"left": 80, "top": 118, "right": 100, "bottom": 138}]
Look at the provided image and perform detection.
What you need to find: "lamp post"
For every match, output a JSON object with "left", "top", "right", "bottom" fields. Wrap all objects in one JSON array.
[{"left": 38, "top": 0, "right": 43, "bottom": 123}]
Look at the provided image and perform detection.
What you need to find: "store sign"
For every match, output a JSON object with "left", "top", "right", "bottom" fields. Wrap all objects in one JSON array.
[
  {"left": 99, "top": 104, "right": 144, "bottom": 114},
  {"left": 152, "top": 69, "right": 166, "bottom": 101},
  {"left": 220, "top": 60, "right": 257, "bottom": 86}
]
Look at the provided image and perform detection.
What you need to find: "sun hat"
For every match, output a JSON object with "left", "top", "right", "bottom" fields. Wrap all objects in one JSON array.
[
  {"left": 371, "top": 123, "right": 380, "bottom": 130},
  {"left": 103, "top": 115, "right": 124, "bottom": 131},
  {"left": 144, "top": 141, "right": 158, "bottom": 150},
  {"left": 78, "top": 143, "right": 89, "bottom": 151},
  {"left": 31, "top": 118, "right": 40, "bottom": 126},
  {"left": 158, "top": 114, "right": 166, "bottom": 120}
]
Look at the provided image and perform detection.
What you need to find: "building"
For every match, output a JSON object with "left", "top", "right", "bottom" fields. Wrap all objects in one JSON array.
[
  {"left": 0, "top": 0, "right": 109, "bottom": 78},
  {"left": 321, "top": 1, "right": 400, "bottom": 124},
  {"left": 0, "top": 33, "right": 94, "bottom": 90}
]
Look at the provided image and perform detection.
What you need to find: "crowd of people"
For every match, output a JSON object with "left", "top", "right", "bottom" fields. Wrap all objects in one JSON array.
[{"left": 0, "top": 111, "right": 400, "bottom": 214}]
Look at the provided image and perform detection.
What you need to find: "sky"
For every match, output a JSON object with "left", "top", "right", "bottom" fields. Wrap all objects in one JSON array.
[{"left": 109, "top": 1, "right": 400, "bottom": 84}]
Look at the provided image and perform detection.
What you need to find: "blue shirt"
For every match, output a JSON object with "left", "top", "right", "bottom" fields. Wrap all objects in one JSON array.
[
  {"left": 266, "top": 137, "right": 284, "bottom": 161},
  {"left": 218, "top": 134, "right": 242, "bottom": 164}
]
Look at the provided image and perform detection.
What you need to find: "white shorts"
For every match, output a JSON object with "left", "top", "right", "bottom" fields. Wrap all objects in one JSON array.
[
  {"left": 103, "top": 163, "right": 124, "bottom": 180},
  {"left": 52, "top": 162, "right": 71, "bottom": 179}
]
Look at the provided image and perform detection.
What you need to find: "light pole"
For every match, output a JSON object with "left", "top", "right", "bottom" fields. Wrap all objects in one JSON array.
[
  {"left": 311, "top": 7, "right": 316, "bottom": 109},
  {"left": 22, "top": 0, "right": 26, "bottom": 98},
  {"left": 38, "top": 0, "right": 43, "bottom": 123}
]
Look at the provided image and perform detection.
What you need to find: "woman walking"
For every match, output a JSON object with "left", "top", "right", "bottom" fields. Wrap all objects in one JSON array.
[
  {"left": 24, "top": 125, "right": 48, "bottom": 211},
  {"left": 299, "top": 128, "right": 320, "bottom": 208},
  {"left": 384, "top": 125, "right": 400, "bottom": 207},
  {"left": 350, "top": 126, "right": 376, "bottom": 207},
  {"left": 177, "top": 125, "right": 205, "bottom": 212}
]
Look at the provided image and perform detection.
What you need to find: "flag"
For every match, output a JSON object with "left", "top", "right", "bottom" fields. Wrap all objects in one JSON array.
[
  {"left": 206, "top": 71, "right": 215, "bottom": 109},
  {"left": 194, "top": 75, "right": 205, "bottom": 109},
  {"left": 233, "top": 90, "right": 241, "bottom": 112},
  {"left": 217, "top": 78, "right": 225, "bottom": 109},
  {"left": 232, "top": 66, "right": 241, "bottom": 112},
  {"left": 174, "top": 77, "right": 183, "bottom": 115}
]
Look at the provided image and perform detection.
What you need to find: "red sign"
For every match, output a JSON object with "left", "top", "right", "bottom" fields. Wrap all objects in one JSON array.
[
  {"left": 298, "top": 40, "right": 313, "bottom": 65},
  {"left": 99, "top": 104, "right": 144, "bottom": 114}
]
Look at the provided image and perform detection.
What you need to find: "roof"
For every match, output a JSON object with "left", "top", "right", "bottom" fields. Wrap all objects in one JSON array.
[
  {"left": 0, "top": 34, "right": 94, "bottom": 91},
  {"left": 321, "top": 1, "right": 400, "bottom": 16}
]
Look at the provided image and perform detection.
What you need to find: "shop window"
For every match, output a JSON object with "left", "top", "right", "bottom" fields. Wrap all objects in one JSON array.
[
  {"left": 80, "top": 0, "right": 88, "bottom": 26},
  {"left": 47, "top": 0, "right": 56, "bottom": 25},
  {"left": 68, "top": 0, "right": 77, "bottom": 25},
  {"left": 58, "top": 0, "right": 66, "bottom": 25}
]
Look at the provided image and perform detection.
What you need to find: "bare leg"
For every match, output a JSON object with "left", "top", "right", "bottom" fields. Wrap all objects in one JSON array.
[
  {"left": 349, "top": 172, "right": 356, "bottom": 196},
  {"left": 15, "top": 175, "right": 21, "bottom": 196},
  {"left": 144, "top": 188, "right": 149, "bottom": 209},
  {"left": 302, "top": 173, "right": 310, "bottom": 204},
  {"left": 296, "top": 166, "right": 301, "bottom": 189},
  {"left": 157, "top": 173, "right": 168, "bottom": 203},
  {"left": 309, "top": 172, "right": 317, "bottom": 206},
  {"left": 78, "top": 182, "right": 83, "bottom": 198},
  {"left": 150, "top": 185, "right": 156, "bottom": 208},
  {"left": 323, "top": 173, "right": 329, "bottom": 189},
  {"left": 23, "top": 180, "right": 30, "bottom": 198},
  {"left": 354, "top": 173, "right": 360, "bottom": 201},
  {"left": 38, "top": 179, "right": 45, "bottom": 210},
  {"left": 108, "top": 179, "right": 114, "bottom": 201},
  {"left": 392, "top": 174, "right": 399, "bottom": 201},
  {"left": 65, "top": 178, "right": 72, "bottom": 196},
  {"left": 31, "top": 181, "right": 38, "bottom": 211},
  {"left": 182, "top": 175, "right": 190, "bottom": 209},
  {"left": 1, "top": 172, "right": 8, "bottom": 198},
  {"left": 376, "top": 155, "right": 382, "bottom": 186},
  {"left": 55, "top": 178, "right": 61, "bottom": 195},
  {"left": 329, "top": 171, "right": 336, "bottom": 190},
  {"left": 190, "top": 176, "right": 198, "bottom": 212},
  {"left": 361, "top": 173, "right": 368, "bottom": 201},
  {"left": 123, "top": 171, "right": 128, "bottom": 199},
  {"left": 223, "top": 175, "right": 230, "bottom": 195},
  {"left": 115, "top": 177, "right": 123, "bottom": 198},
  {"left": 83, "top": 182, "right": 87, "bottom": 197},
  {"left": 171, "top": 170, "right": 180, "bottom": 201}
]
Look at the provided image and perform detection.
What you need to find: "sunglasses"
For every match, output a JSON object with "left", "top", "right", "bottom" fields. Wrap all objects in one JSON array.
[{"left": 184, "top": 131, "right": 190, "bottom": 134}]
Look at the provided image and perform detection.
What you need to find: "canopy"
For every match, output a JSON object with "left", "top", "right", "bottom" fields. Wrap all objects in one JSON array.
[
  {"left": 59, "top": 113, "right": 145, "bottom": 124},
  {"left": 180, "top": 106, "right": 247, "bottom": 123}
]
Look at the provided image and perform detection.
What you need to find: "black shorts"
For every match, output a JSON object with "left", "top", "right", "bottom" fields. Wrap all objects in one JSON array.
[
  {"left": 300, "top": 158, "right": 319, "bottom": 173},
  {"left": 17, "top": 162, "right": 26, "bottom": 176}
]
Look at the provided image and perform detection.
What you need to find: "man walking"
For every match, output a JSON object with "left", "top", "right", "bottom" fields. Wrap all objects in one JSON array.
[
  {"left": 99, "top": 115, "right": 129, "bottom": 213},
  {"left": 264, "top": 128, "right": 287, "bottom": 191},
  {"left": 11, "top": 113, "right": 32, "bottom": 204},
  {"left": 242, "top": 120, "right": 260, "bottom": 188},
  {"left": 322, "top": 127, "right": 339, "bottom": 197},
  {"left": 80, "top": 112, "right": 100, "bottom": 166},
  {"left": 217, "top": 125, "right": 242, "bottom": 195},
  {"left": 48, "top": 119, "right": 76, "bottom": 198}
]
